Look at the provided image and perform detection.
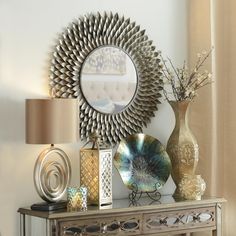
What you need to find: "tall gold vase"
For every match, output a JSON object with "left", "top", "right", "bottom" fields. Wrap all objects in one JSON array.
[{"left": 166, "top": 101, "right": 199, "bottom": 198}]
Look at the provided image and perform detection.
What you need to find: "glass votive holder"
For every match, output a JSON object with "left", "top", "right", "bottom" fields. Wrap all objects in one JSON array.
[{"left": 67, "top": 186, "right": 88, "bottom": 211}]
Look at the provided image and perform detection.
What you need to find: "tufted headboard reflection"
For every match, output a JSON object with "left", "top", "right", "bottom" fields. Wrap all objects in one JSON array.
[
  {"left": 82, "top": 81, "right": 136, "bottom": 103},
  {"left": 82, "top": 80, "right": 137, "bottom": 113}
]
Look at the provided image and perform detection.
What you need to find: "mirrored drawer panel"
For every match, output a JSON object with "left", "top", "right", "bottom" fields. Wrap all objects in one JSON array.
[
  {"left": 143, "top": 207, "right": 216, "bottom": 234},
  {"left": 60, "top": 214, "right": 142, "bottom": 236}
]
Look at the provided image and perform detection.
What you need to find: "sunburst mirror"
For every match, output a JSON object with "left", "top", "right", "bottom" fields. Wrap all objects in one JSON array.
[{"left": 50, "top": 12, "right": 163, "bottom": 145}]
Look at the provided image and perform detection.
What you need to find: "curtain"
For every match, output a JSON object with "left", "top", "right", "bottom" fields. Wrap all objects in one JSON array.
[{"left": 188, "top": 0, "right": 236, "bottom": 235}]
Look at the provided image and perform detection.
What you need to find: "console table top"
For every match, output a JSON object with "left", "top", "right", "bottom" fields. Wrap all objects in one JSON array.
[{"left": 18, "top": 195, "right": 225, "bottom": 220}]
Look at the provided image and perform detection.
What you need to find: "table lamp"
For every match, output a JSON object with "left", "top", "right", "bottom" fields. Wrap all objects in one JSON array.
[{"left": 25, "top": 98, "right": 78, "bottom": 211}]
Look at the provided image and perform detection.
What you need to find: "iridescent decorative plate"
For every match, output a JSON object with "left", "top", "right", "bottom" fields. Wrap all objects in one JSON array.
[{"left": 114, "top": 134, "right": 171, "bottom": 192}]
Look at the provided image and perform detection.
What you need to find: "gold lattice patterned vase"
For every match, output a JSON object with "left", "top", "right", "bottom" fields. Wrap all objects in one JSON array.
[
  {"left": 80, "top": 148, "right": 112, "bottom": 206},
  {"left": 179, "top": 174, "right": 206, "bottom": 200},
  {"left": 166, "top": 101, "right": 199, "bottom": 198},
  {"left": 67, "top": 186, "right": 88, "bottom": 211}
]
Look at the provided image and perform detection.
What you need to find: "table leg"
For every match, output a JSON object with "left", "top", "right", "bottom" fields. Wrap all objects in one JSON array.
[
  {"left": 20, "top": 214, "right": 26, "bottom": 236},
  {"left": 46, "top": 219, "right": 57, "bottom": 236},
  {"left": 46, "top": 219, "right": 51, "bottom": 236},
  {"left": 213, "top": 203, "right": 222, "bottom": 236}
]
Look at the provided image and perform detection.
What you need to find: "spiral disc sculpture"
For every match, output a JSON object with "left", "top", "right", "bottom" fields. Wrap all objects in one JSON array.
[{"left": 34, "top": 147, "right": 71, "bottom": 202}]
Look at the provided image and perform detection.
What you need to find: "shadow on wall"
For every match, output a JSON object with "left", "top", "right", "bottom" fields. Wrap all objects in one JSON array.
[{"left": 0, "top": 87, "right": 28, "bottom": 143}]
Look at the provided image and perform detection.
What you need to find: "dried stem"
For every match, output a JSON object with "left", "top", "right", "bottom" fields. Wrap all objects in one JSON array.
[
  {"left": 161, "top": 49, "right": 213, "bottom": 101},
  {"left": 187, "top": 48, "right": 213, "bottom": 86},
  {"left": 167, "top": 57, "right": 185, "bottom": 91},
  {"left": 195, "top": 81, "right": 213, "bottom": 91}
]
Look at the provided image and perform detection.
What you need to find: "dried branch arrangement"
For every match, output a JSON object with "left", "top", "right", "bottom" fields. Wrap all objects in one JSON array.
[{"left": 161, "top": 49, "right": 213, "bottom": 101}]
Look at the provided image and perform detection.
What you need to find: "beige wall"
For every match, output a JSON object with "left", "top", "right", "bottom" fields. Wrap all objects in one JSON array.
[{"left": 0, "top": 0, "right": 188, "bottom": 235}]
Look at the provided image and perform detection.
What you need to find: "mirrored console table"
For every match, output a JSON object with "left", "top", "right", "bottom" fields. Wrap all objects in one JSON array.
[{"left": 18, "top": 196, "right": 225, "bottom": 236}]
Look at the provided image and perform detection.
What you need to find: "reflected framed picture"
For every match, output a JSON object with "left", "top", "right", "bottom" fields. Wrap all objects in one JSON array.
[{"left": 83, "top": 47, "right": 126, "bottom": 75}]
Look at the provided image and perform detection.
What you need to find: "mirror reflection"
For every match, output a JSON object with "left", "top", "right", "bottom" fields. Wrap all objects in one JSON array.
[{"left": 81, "top": 46, "right": 137, "bottom": 114}]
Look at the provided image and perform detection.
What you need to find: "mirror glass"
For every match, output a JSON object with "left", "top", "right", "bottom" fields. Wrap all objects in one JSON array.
[{"left": 81, "top": 46, "right": 137, "bottom": 114}]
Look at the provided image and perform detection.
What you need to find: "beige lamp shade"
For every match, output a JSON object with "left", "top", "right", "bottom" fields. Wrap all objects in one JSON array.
[{"left": 26, "top": 98, "right": 78, "bottom": 144}]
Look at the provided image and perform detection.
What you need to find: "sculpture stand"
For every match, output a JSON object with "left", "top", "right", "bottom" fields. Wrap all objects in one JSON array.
[{"left": 129, "top": 187, "right": 161, "bottom": 206}]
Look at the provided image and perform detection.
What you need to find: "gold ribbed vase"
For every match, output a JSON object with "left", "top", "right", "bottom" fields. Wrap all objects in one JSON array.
[{"left": 166, "top": 101, "right": 199, "bottom": 198}]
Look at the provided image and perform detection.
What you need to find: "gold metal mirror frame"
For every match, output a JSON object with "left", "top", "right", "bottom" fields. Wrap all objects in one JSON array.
[{"left": 50, "top": 12, "right": 163, "bottom": 145}]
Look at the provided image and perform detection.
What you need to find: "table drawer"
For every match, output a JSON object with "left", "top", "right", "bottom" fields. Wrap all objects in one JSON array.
[
  {"left": 59, "top": 214, "right": 142, "bottom": 236},
  {"left": 143, "top": 206, "right": 216, "bottom": 234}
]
